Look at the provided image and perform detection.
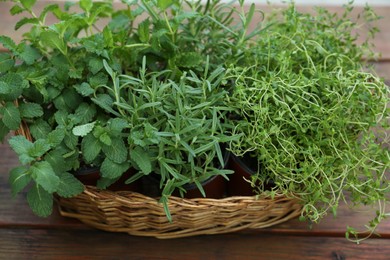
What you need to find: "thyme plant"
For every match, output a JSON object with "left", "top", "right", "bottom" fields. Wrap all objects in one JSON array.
[{"left": 226, "top": 3, "right": 390, "bottom": 241}]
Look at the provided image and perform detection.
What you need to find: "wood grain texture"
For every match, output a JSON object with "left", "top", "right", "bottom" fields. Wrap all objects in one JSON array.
[{"left": 1, "top": 228, "right": 390, "bottom": 260}]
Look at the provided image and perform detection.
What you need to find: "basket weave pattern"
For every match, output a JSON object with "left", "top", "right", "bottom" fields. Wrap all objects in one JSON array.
[
  {"left": 56, "top": 186, "right": 302, "bottom": 239},
  {"left": 17, "top": 120, "right": 302, "bottom": 239}
]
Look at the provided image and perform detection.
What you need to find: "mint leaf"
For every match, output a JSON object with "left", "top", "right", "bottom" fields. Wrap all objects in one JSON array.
[
  {"left": 74, "top": 82, "right": 94, "bottom": 97},
  {"left": 138, "top": 19, "right": 150, "bottom": 43},
  {"left": 130, "top": 147, "right": 152, "bottom": 175},
  {"left": 20, "top": 0, "right": 37, "bottom": 10},
  {"left": 2, "top": 102, "right": 21, "bottom": 130},
  {"left": 56, "top": 172, "right": 84, "bottom": 198},
  {"left": 0, "top": 36, "right": 17, "bottom": 53},
  {"left": 15, "top": 17, "right": 39, "bottom": 31},
  {"left": 40, "top": 30, "right": 67, "bottom": 55},
  {"left": 9, "top": 135, "right": 33, "bottom": 156},
  {"left": 19, "top": 102, "right": 44, "bottom": 118},
  {"left": 72, "top": 122, "right": 96, "bottom": 137},
  {"left": 0, "top": 81, "right": 10, "bottom": 94},
  {"left": 176, "top": 52, "right": 203, "bottom": 68},
  {"left": 9, "top": 166, "right": 31, "bottom": 196},
  {"left": 0, "top": 73, "right": 25, "bottom": 100},
  {"left": 29, "top": 139, "right": 51, "bottom": 158},
  {"left": 102, "top": 138, "right": 128, "bottom": 163},
  {"left": 96, "top": 177, "right": 117, "bottom": 189},
  {"left": 64, "top": 132, "right": 78, "bottom": 150},
  {"left": 27, "top": 184, "right": 53, "bottom": 217},
  {"left": 88, "top": 58, "right": 104, "bottom": 74},
  {"left": 108, "top": 118, "right": 128, "bottom": 134},
  {"left": 99, "top": 132, "right": 112, "bottom": 146},
  {"left": 73, "top": 103, "right": 96, "bottom": 124},
  {"left": 80, "top": 0, "right": 93, "bottom": 13},
  {"left": 47, "top": 128, "right": 66, "bottom": 147},
  {"left": 157, "top": 0, "right": 173, "bottom": 10},
  {"left": 100, "top": 157, "right": 129, "bottom": 179},
  {"left": 30, "top": 119, "right": 52, "bottom": 140},
  {"left": 17, "top": 44, "right": 40, "bottom": 65},
  {"left": 81, "top": 133, "right": 102, "bottom": 162},
  {"left": 10, "top": 5, "right": 25, "bottom": 15},
  {"left": 31, "top": 161, "right": 60, "bottom": 193},
  {"left": 0, "top": 53, "right": 15, "bottom": 73}
]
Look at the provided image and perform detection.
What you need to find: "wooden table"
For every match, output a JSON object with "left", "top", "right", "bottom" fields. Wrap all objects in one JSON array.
[{"left": 1, "top": 2, "right": 390, "bottom": 259}]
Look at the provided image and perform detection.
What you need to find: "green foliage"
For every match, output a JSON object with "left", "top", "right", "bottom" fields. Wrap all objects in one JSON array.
[
  {"left": 0, "top": 0, "right": 388, "bottom": 241},
  {"left": 226, "top": 3, "right": 390, "bottom": 242}
]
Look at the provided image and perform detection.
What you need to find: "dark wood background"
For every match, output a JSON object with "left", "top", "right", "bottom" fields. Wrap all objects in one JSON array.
[{"left": 0, "top": 2, "right": 389, "bottom": 259}]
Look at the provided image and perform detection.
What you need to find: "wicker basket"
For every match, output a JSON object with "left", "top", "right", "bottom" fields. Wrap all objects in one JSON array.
[
  {"left": 56, "top": 187, "right": 302, "bottom": 239},
  {"left": 16, "top": 120, "right": 302, "bottom": 239}
]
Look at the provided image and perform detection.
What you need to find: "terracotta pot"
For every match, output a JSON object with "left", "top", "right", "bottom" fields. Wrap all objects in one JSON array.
[
  {"left": 227, "top": 153, "right": 272, "bottom": 196},
  {"left": 73, "top": 167, "right": 143, "bottom": 192}
]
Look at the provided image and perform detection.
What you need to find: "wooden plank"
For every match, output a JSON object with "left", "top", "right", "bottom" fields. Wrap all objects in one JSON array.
[
  {"left": 0, "top": 2, "right": 389, "bottom": 59},
  {"left": 2, "top": 136, "right": 390, "bottom": 238},
  {"left": 1, "top": 228, "right": 390, "bottom": 260}
]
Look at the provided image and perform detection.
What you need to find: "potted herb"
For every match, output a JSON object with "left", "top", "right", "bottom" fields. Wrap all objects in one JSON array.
[{"left": 225, "top": 3, "right": 390, "bottom": 240}]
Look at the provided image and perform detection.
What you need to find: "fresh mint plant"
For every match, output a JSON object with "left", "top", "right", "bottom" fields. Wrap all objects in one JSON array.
[{"left": 0, "top": 0, "right": 255, "bottom": 217}]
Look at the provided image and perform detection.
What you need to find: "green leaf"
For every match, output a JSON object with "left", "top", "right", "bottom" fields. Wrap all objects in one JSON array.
[
  {"left": 10, "top": 5, "right": 25, "bottom": 15},
  {"left": 0, "top": 73, "right": 24, "bottom": 100},
  {"left": 29, "top": 139, "right": 51, "bottom": 158},
  {"left": 73, "top": 103, "right": 96, "bottom": 124},
  {"left": 108, "top": 118, "right": 128, "bottom": 134},
  {"left": 0, "top": 121, "right": 9, "bottom": 142},
  {"left": 0, "top": 81, "right": 10, "bottom": 94},
  {"left": 96, "top": 177, "right": 117, "bottom": 189},
  {"left": 15, "top": 17, "right": 39, "bottom": 31},
  {"left": 99, "top": 132, "right": 112, "bottom": 146},
  {"left": 91, "top": 94, "right": 120, "bottom": 116},
  {"left": 81, "top": 133, "right": 102, "bottom": 162},
  {"left": 17, "top": 44, "right": 40, "bottom": 65},
  {"left": 9, "top": 166, "right": 31, "bottom": 197},
  {"left": 47, "top": 128, "right": 66, "bottom": 147},
  {"left": 80, "top": 0, "right": 93, "bottom": 13},
  {"left": 27, "top": 184, "right": 53, "bottom": 217},
  {"left": 8, "top": 135, "right": 33, "bottom": 157},
  {"left": 74, "top": 82, "right": 94, "bottom": 97},
  {"left": 0, "top": 53, "right": 15, "bottom": 73},
  {"left": 176, "top": 52, "right": 203, "bottom": 68},
  {"left": 102, "top": 59, "right": 114, "bottom": 77},
  {"left": 40, "top": 30, "right": 67, "bottom": 55},
  {"left": 102, "top": 26, "right": 113, "bottom": 47},
  {"left": 88, "top": 58, "right": 104, "bottom": 74},
  {"left": 30, "top": 161, "right": 60, "bottom": 193},
  {"left": 100, "top": 158, "right": 130, "bottom": 179},
  {"left": 20, "top": 0, "right": 37, "bottom": 10},
  {"left": 0, "top": 36, "right": 17, "bottom": 52},
  {"left": 130, "top": 147, "right": 152, "bottom": 175},
  {"left": 157, "top": 0, "right": 173, "bottom": 10},
  {"left": 72, "top": 122, "right": 96, "bottom": 137},
  {"left": 138, "top": 19, "right": 150, "bottom": 43},
  {"left": 30, "top": 119, "right": 51, "bottom": 140},
  {"left": 64, "top": 132, "right": 78, "bottom": 150},
  {"left": 56, "top": 172, "right": 84, "bottom": 198},
  {"left": 19, "top": 102, "right": 43, "bottom": 118},
  {"left": 102, "top": 138, "right": 128, "bottom": 164},
  {"left": 2, "top": 102, "right": 21, "bottom": 130},
  {"left": 8, "top": 135, "right": 35, "bottom": 164}
]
